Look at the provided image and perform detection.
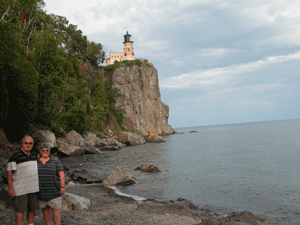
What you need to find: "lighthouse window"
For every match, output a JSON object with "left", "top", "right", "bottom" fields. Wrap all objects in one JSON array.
[{"left": 128, "top": 48, "right": 130, "bottom": 51}]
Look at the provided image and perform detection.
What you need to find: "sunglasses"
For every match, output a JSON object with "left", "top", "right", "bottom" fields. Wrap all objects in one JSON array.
[
  {"left": 40, "top": 150, "right": 49, "bottom": 152},
  {"left": 24, "top": 142, "right": 33, "bottom": 145}
]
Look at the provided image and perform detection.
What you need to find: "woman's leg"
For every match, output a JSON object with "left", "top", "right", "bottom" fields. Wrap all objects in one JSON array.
[
  {"left": 42, "top": 206, "right": 52, "bottom": 225},
  {"left": 51, "top": 208, "right": 61, "bottom": 225}
]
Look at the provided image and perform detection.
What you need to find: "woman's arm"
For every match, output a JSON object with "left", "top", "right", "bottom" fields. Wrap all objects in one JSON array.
[{"left": 59, "top": 170, "right": 65, "bottom": 195}]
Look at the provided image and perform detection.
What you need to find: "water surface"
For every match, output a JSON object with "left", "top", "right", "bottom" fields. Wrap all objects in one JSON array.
[{"left": 61, "top": 119, "right": 300, "bottom": 224}]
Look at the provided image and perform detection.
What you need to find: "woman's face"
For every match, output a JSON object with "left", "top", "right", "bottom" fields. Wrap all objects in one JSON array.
[{"left": 40, "top": 147, "right": 50, "bottom": 158}]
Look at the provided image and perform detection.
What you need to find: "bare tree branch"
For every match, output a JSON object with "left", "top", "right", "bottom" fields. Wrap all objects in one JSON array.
[{"left": 0, "top": 2, "right": 15, "bottom": 22}]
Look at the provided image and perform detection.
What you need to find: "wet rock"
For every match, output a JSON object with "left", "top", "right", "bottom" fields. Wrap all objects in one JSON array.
[
  {"left": 100, "top": 146, "right": 121, "bottom": 151},
  {"left": 83, "top": 144, "right": 102, "bottom": 154},
  {"left": 102, "top": 167, "right": 137, "bottom": 187},
  {"left": 135, "top": 163, "right": 161, "bottom": 173},
  {"left": 75, "top": 169, "right": 89, "bottom": 176},
  {"left": 95, "top": 138, "right": 125, "bottom": 151},
  {"left": 146, "top": 133, "right": 166, "bottom": 143},
  {"left": 68, "top": 169, "right": 102, "bottom": 184},
  {"left": 201, "top": 211, "right": 278, "bottom": 225},
  {"left": 86, "top": 175, "right": 101, "bottom": 184},
  {"left": 114, "top": 132, "right": 146, "bottom": 146}
]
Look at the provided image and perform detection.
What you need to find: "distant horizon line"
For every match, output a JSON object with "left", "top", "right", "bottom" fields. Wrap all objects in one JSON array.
[{"left": 173, "top": 118, "right": 300, "bottom": 129}]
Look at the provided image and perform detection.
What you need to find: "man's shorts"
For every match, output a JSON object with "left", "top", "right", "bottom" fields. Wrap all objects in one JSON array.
[
  {"left": 39, "top": 196, "right": 62, "bottom": 209},
  {"left": 13, "top": 193, "right": 39, "bottom": 212}
]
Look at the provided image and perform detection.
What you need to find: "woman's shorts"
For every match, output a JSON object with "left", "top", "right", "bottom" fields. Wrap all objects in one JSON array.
[
  {"left": 13, "top": 193, "right": 39, "bottom": 212},
  {"left": 39, "top": 196, "right": 62, "bottom": 209}
]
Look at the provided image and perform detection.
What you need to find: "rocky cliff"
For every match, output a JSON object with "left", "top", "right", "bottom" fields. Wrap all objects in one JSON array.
[{"left": 111, "top": 62, "right": 174, "bottom": 137}]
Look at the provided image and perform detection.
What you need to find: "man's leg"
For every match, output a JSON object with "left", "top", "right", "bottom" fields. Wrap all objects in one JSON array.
[
  {"left": 51, "top": 208, "right": 61, "bottom": 225},
  {"left": 27, "top": 210, "right": 35, "bottom": 224},
  {"left": 42, "top": 206, "right": 52, "bottom": 225},
  {"left": 15, "top": 212, "right": 23, "bottom": 225}
]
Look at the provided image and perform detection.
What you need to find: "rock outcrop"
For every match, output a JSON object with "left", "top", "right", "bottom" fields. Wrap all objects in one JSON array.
[
  {"left": 32, "top": 129, "right": 57, "bottom": 150},
  {"left": 113, "top": 132, "right": 146, "bottom": 146},
  {"left": 102, "top": 167, "right": 137, "bottom": 187},
  {"left": 111, "top": 62, "right": 175, "bottom": 137},
  {"left": 135, "top": 163, "right": 161, "bottom": 173},
  {"left": 62, "top": 192, "right": 91, "bottom": 211}
]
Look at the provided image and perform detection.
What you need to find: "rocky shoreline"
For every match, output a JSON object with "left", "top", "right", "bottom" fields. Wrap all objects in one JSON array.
[
  {"left": 0, "top": 128, "right": 279, "bottom": 224},
  {"left": 0, "top": 182, "right": 278, "bottom": 225}
]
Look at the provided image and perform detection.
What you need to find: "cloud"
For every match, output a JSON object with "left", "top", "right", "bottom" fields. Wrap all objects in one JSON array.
[
  {"left": 229, "top": 100, "right": 272, "bottom": 108},
  {"left": 160, "top": 51, "right": 300, "bottom": 89}
]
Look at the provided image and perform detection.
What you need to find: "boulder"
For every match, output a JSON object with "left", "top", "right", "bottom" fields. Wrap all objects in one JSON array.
[
  {"left": 66, "top": 131, "right": 84, "bottom": 146},
  {"left": 86, "top": 175, "right": 102, "bottom": 184},
  {"left": 114, "top": 132, "right": 146, "bottom": 146},
  {"left": 95, "top": 138, "right": 106, "bottom": 148},
  {"left": 75, "top": 169, "right": 89, "bottom": 176},
  {"left": 62, "top": 192, "right": 90, "bottom": 211},
  {"left": 68, "top": 169, "right": 102, "bottom": 184},
  {"left": 100, "top": 146, "right": 121, "bottom": 151},
  {"left": 95, "top": 138, "right": 126, "bottom": 151},
  {"left": 83, "top": 144, "right": 102, "bottom": 154},
  {"left": 58, "top": 143, "right": 84, "bottom": 157},
  {"left": 201, "top": 211, "right": 278, "bottom": 225},
  {"left": 146, "top": 134, "right": 166, "bottom": 143},
  {"left": 135, "top": 163, "right": 161, "bottom": 173},
  {"left": 102, "top": 167, "right": 137, "bottom": 187},
  {"left": 33, "top": 129, "right": 57, "bottom": 150},
  {"left": 82, "top": 132, "right": 97, "bottom": 147}
]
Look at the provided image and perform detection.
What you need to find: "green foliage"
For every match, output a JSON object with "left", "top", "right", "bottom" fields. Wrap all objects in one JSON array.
[
  {"left": 63, "top": 102, "right": 90, "bottom": 133},
  {"left": 104, "top": 59, "right": 151, "bottom": 72},
  {"left": 105, "top": 60, "right": 121, "bottom": 72},
  {"left": 85, "top": 41, "right": 105, "bottom": 67},
  {"left": 0, "top": 0, "right": 127, "bottom": 139},
  {"left": 0, "top": 19, "right": 38, "bottom": 140}
]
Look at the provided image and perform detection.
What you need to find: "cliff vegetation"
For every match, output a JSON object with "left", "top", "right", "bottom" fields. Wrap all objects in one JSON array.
[
  {"left": 0, "top": 0, "right": 174, "bottom": 142},
  {"left": 0, "top": 0, "right": 122, "bottom": 141}
]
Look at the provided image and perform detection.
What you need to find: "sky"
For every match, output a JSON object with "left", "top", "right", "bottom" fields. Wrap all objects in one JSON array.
[{"left": 44, "top": 0, "right": 300, "bottom": 128}]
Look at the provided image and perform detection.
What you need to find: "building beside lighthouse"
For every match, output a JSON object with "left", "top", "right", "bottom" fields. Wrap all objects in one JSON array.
[{"left": 106, "top": 31, "right": 136, "bottom": 65}]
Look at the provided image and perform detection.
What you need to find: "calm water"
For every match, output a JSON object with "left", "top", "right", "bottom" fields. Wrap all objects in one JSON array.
[{"left": 61, "top": 119, "right": 300, "bottom": 224}]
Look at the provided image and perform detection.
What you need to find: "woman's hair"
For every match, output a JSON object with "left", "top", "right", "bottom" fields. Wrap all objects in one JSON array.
[{"left": 39, "top": 143, "right": 50, "bottom": 150}]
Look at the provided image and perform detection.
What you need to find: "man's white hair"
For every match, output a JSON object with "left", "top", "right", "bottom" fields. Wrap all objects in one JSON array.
[{"left": 22, "top": 135, "right": 34, "bottom": 144}]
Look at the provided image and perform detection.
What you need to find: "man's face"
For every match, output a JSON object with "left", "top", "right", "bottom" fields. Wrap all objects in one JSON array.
[{"left": 21, "top": 137, "right": 33, "bottom": 153}]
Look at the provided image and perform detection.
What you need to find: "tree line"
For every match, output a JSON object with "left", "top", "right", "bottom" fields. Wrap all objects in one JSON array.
[{"left": 0, "top": 0, "right": 125, "bottom": 141}]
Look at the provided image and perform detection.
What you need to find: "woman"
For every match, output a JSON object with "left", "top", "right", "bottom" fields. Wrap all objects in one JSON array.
[{"left": 38, "top": 143, "right": 65, "bottom": 225}]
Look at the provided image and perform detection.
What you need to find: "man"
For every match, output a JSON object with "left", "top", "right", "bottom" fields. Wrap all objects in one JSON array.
[{"left": 7, "top": 135, "right": 39, "bottom": 225}]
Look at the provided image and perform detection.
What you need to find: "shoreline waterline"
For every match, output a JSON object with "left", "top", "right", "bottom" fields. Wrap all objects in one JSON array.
[{"left": 61, "top": 119, "right": 300, "bottom": 224}]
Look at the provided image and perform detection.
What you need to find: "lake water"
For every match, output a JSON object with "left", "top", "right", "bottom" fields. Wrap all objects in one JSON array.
[{"left": 61, "top": 119, "right": 300, "bottom": 224}]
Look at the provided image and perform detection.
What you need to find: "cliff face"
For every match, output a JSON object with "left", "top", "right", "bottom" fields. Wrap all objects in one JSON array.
[{"left": 111, "top": 62, "right": 174, "bottom": 136}]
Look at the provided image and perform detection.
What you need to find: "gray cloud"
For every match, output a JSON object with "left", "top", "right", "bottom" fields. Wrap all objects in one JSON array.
[{"left": 45, "top": 0, "right": 300, "bottom": 127}]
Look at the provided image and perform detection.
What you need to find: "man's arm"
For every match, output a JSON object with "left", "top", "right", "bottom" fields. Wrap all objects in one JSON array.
[
  {"left": 7, "top": 171, "right": 15, "bottom": 198},
  {"left": 59, "top": 170, "right": 65, "bottom": 195}
]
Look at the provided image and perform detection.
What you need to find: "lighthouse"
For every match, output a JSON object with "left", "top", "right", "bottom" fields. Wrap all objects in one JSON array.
[{"left": 106, "top": 31, "right": 136, "bottom": 65}]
